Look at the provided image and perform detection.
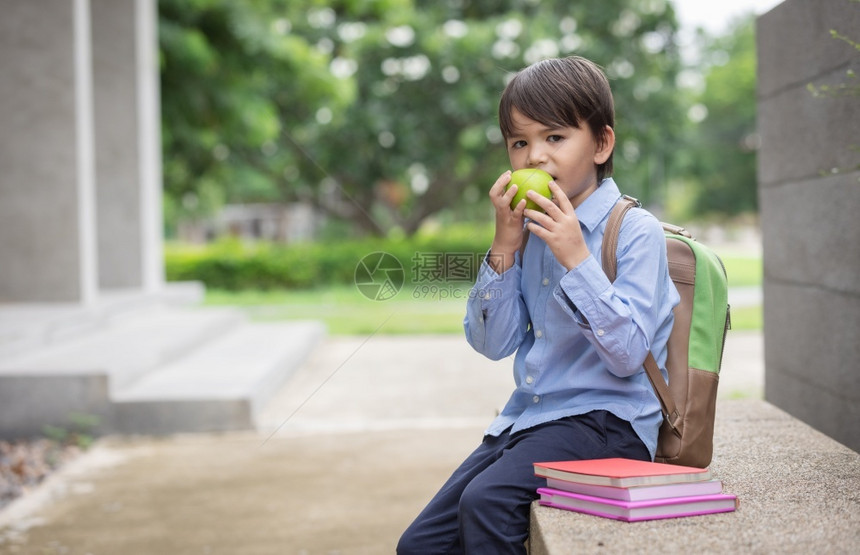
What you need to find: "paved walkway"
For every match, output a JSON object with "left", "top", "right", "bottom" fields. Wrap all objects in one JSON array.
[{"left": 0, "top": 332, "right": 764, "bottom": 554}]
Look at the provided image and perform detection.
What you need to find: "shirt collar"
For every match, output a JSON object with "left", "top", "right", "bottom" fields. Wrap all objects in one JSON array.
[{"left": 575, "top": 178, "right": 621, "bottom": 232}]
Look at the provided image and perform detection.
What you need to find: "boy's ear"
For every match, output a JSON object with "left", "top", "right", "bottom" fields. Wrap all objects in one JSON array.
[{"left": 594, "top": 125, "right": 615, "bottom": 165}]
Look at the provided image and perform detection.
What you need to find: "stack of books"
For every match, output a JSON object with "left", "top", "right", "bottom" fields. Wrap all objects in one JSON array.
[{"left": 533, "top": 458, "right": 738, "bottom": 522}]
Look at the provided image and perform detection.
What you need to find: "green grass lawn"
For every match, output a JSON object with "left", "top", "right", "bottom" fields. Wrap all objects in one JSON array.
[
  {"left": 719, "top": 253, "right": 762, "bottom": 288},
  {"left": 717, "top": 251, "right": 763, "bottom": 331},
  {"left": 726, "top": 305, "right": 762, "bottom": 331},
  {"left": 203, "top": 252, "right": 762, "bottom": 335},
  {"left": 205, "top": 284, "right": 473, "bottom": 335}
]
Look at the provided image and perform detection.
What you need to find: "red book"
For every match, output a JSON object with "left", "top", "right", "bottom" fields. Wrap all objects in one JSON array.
[{"left": 533, "top": 458, "right": 712, "bottom": 488}]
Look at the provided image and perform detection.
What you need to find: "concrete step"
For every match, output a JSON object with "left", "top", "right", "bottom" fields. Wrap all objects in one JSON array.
[
  {"left": 0, "top": 282, "right": 205, "bottom": 359},
  {"left": 111, "top": 321, "right": 326, "bottom": 434},
  {"left": 0, "top": 304, "right": 245, "bottom": 392},
  {"left": 0, "top": 302, "right": 112, "bottom": 360},
  {"left": 0, "top": 304, "right": 248, "bottom": 437},
  {"left": 0, "top": 268, "right": 326, "bottom": 436}
]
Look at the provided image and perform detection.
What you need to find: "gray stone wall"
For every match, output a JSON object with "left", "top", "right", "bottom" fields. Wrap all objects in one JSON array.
[{"left": 757, "top": 0, "right": 860, "bottom": 452}]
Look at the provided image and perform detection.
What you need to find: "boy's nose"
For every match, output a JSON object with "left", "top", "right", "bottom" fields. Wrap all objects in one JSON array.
[{"left": 527, "top": 147, "right": 548, "bottom": 166}]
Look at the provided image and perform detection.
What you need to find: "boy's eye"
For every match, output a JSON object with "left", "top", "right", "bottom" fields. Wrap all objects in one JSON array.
[
  {"left": 510, "top": 140, "right": 527, "bottom": 149},
  {"left": 547, "top": 134, "right": 564, "bottom": 143}
]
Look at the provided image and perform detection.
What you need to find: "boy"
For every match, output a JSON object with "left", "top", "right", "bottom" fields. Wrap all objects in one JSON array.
[{"left": 397, "top": 56, "right": 679, "bottom": 554}]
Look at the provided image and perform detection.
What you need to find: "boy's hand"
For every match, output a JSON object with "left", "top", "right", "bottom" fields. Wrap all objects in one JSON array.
[
  {"left": 523, "top": 181, "right": 590, "bottom": 271},
  {"left": 488, "top": 171, "right": 526, "bottom": 273}
]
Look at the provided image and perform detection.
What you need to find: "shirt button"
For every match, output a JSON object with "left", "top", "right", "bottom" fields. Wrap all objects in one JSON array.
[
  {"left": 526, "top": 375, "right": 534, "bottom": 384},
  {"left": 542, "top": 277, "right": 550, "bottom": 286},
  {"left": 533, "top": 395, "right": 540, "bottom": 404},
  {"left": 535, "top": 329, "right": 543, "bottom": 338},
  {"left": 597, "top": 329, "right": 605, "bottom": 337}
]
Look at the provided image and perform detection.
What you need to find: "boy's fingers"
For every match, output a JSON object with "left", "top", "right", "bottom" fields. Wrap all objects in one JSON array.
[
  {"left": 526, "top": 219, "right": 549, "bottom": 240},
  {"left": 548, "top": 181, "right": 574, "bottom": 213},
  {"left": 492, "top": 185, "right": 520, "bottom": 213},
  {"left": 489, "top": 170, "right": 512, "bottom": 196},
  {"left": 526, "top": 189, "right": 562, "bottom": 219},
  {"left": 512, "top": 198, "right": 527, "bottom": 217},
  {"left": 490, "top": 171, "right": 520, "bottom": 211},
  {"left": 523, "top": 207, "right": 551, "bottom": 228}
]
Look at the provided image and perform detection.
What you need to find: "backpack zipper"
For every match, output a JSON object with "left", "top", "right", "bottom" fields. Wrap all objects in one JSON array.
[{"left": 718, "top": 305, "right": 731, "bottom": 370}]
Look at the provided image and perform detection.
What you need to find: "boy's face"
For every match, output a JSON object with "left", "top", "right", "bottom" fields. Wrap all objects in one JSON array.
[{"left": 505, "top": 108, "right": 613, "bottom": 208}]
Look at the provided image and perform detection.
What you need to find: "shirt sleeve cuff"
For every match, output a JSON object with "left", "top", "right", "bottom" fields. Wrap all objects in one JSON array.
[
  {"left": 553, "top": 255, "right": 612, "bottom": 326},
  {"left": 473, "top": 250, "right": 521, "bottom": 303}
]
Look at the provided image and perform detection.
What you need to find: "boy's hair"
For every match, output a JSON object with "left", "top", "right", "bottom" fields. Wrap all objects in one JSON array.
[{"left": 499, "top": 56, "right": 615, "bottom": 182}]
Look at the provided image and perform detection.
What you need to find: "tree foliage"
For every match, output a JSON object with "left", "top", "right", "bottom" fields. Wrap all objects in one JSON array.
[
  {"left": 159, "top": 0, "right": 687, "bottom": 236},
  {"left": 683, "top": 15, "right": 758, "bottom": 216}
]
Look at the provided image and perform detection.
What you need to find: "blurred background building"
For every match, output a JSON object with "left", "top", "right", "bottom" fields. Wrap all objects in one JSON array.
[{"left": 0, "top": 0, "right": 323, "bottom": 438}]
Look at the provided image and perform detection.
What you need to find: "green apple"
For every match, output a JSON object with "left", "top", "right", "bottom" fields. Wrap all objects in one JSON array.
[{"left": 506, "top": 168, "right": 554, "bottom": 212}]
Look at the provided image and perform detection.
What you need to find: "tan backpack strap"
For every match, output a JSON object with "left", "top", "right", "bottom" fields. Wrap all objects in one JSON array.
[
  {"left": 601, "top": 195, "right": 640, "bottom": 282},
  {"left": 601, "top": 195, "right": 682, "bottom": 438},
  {"left": 644, "top": 353, "right": 682, "bottom": 438}
]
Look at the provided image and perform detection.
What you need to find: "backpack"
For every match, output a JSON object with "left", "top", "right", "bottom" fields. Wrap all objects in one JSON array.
[{"left": 602, "top": 195, "right": 731, "bottom": 469}]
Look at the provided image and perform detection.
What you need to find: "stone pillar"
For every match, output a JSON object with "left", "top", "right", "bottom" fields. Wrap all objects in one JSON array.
[
  {"left": 0, "top": 0, "right": 98, "bottom": 304},
  {"left": 0, "top": 0, "right": 163, "bottom": 304},
  {"left": 92, "top": 0, "right": 164, "bottom": 293},
  {"left": 757, "top": 0, "right": 860, "bottom": 451}
]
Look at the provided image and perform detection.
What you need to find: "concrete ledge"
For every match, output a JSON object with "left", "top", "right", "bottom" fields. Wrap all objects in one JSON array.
[
  {"left": 0, "top": 299, "right": 326, "bottom": 437},
  {"left": 111, "top": 320, "right": 326, "bottom": 434},
  {"left": 529, "top": 399, "right": 860, "bottom": 554}
]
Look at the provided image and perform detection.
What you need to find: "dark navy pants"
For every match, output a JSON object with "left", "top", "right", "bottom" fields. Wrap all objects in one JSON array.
[{"left": 396, "top": 410, "right": 650, "bottom": 554}]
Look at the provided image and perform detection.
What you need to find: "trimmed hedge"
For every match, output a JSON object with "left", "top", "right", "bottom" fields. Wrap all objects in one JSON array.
[{"left": 165, "top": 225, "right": 495, "bottom": 291}]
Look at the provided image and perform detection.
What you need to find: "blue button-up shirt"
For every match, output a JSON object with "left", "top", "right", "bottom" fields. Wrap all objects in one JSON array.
[{"left": 464, "top": 178, "right": 679, "bottom": 459}]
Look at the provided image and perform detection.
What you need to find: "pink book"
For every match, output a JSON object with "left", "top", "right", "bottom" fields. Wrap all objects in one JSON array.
[
  {"left": 534, "top": 458, "right": 712, "bottom": 488},
  {"left": 537, "top": 487, "right": 738, "bottom": 522},
  {"left": 543, "top": 477, "right": 725, "bottom": 502}
]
